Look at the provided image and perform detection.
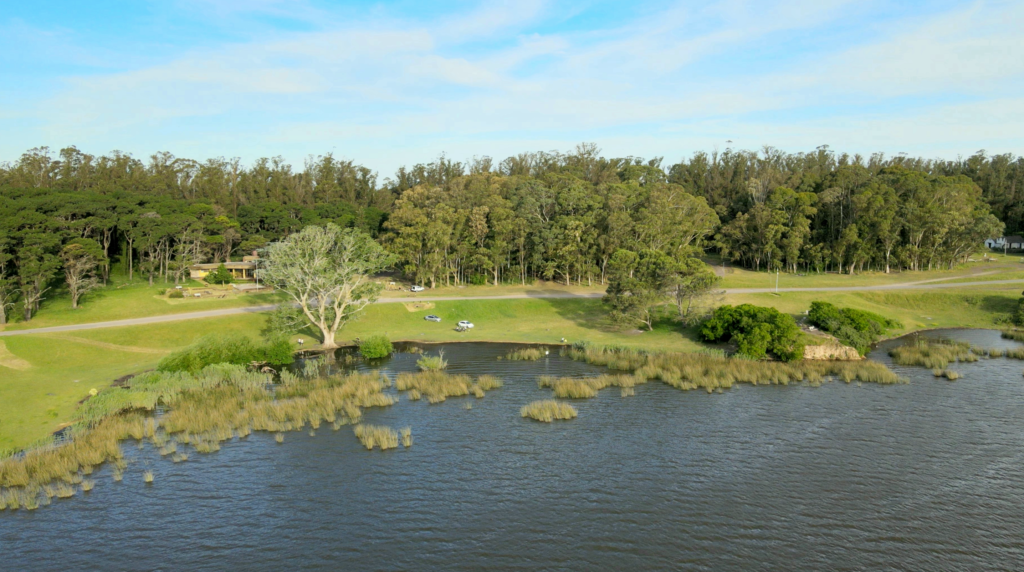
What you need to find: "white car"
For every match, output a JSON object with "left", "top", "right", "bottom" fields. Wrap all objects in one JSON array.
[
  {"left": 457, "top": 320, "right": 474, "bottom": 329},
  {"left": 410, "top": 285, "right": 426, "bottom": 292},
  {"left": 424, "top": 315, "right": 441, "bottom": 322}
]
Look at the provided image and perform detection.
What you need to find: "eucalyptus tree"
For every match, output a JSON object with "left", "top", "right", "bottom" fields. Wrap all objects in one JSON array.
[
  {"left": 260, "top": 224, "right": 395, "bottom": 349},
  {"left": 61, "top": 238, "right": 105, "bottom": 309},
  {"left": 603, "top": 249, "right": 678, "bottom": 331}
]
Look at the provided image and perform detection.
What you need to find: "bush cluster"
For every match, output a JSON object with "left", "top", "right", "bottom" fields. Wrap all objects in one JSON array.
[
  {"left": 1013, "top": 292, "right": 1024, "bottom": 327},
  {"left": 167, "top": 289, "right": 184, "bottom": 299},
  {"left": 205, "top": 264, "right": 233, "bottom": 285},
  {"left": 699, "top": 304, "right": 803, "bottom": 361},
  {"left": 358, "top": 335, "right": 393, "bottom": 359},
  {"left": 808, "top": 301, "right": 902, "bottom": 355},
  {"left": 157, "top": 334, "right": 293, "bottom": 373}
]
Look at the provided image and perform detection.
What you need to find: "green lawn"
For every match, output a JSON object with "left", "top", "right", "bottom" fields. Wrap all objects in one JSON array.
[
  {"left": 1, "top": 277, "right": 283, "bottom": 331},
  {"left": 723, "top": 287, "right": 1020, "bottom": 335},
  {"left": 718, "top": 257, "right": 1024, "bottom": 290}
]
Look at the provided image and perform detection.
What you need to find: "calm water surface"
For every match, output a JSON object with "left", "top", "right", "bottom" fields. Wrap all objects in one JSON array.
[{"left": 3, "top": 331, "right": 1024, "bottom": 571}]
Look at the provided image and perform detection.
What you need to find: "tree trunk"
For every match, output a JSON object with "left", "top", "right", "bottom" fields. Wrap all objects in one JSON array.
[{"left": 321, "top": 328, "right": 338, "bottom": 349}]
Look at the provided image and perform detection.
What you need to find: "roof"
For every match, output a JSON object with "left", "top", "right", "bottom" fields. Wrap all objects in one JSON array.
[
  {"left": 1005, "top": 236, "right": 1024, "bottom": 243},
  {"left": 190, "top": 261, "right": 257, "bottom": 269}
]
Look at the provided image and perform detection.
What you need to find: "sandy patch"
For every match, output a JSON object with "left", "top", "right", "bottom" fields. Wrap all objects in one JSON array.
[
  {"left": 0, "top": 340, "right": 32, "bottom": 370},
  {"left": 403, "top": 302, "right": 436, "bottom": 312}
]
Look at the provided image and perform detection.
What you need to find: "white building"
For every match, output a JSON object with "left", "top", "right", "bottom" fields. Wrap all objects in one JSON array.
[{"left": 986, "top": 236, "right": 1024, "bottom": 251}]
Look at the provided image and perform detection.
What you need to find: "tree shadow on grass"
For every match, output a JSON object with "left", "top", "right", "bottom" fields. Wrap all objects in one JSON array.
[
  {"left": 980, "top": 294, "right": 1019, "bottom": 315},
  {"left": 544, "top": 298, "right": 703, "bottom": 345}
]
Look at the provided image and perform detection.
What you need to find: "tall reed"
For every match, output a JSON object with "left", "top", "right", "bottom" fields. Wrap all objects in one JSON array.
[
  {"left": 537, "top": 375, "right": 642, "bottom": 398},
  {"left": 353, "top": 425, "right": 399, "bottom": 450},
  {"left": 0, "top": 366, "right": 399, "bottom": 510},
  {"left": 416, "top": 350, "right": 448, "bottom": 371},
  {"left": 890, "top": 339, "right": 976, "bottom": 369},
  {"left": 563, "top": 344, "right": 904, "bottom": 393},
  {"left": 505, "top": 347, "right": 547, "bottom": 361},
  {"left": 395, "top": 371, "right": 502, "bottom": 404},
  {"left": 520, "top": 400, "right": 578, "bottom": 422},
  {"left": 1002, "top": 329, "right": 1024, "bottom": 342}
]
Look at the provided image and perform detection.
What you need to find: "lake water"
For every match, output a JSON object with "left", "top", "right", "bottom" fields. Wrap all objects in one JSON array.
[{"left": 3, "top": 331, "right": 1024, "bottom": 571}]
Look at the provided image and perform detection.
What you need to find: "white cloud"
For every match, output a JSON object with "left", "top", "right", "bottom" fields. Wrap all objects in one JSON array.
[{"left": 10, "top": 0, "right": 1024, "bottom": 172}]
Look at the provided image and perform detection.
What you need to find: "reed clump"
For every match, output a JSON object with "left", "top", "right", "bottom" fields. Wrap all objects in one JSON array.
[
  {"left": 395, "top": 371, "right": 501, "bottom": 404},
  {"left": 1005, "top": 347, "right": 1024, "bottom": 360},
  {"left": 143, "top": 471, "right": 154, "bottom": 483},
  {"left": 400, "top": 427, "right": 412, "bottom": 448},
  {"left": 505, "top": 347, "right": 547, "bottom": 361},
  {"left": 353, "top": 424, "right": 399, "bottom": 450},
  {"left": 537, "top": 375, "right": 642, "bottom": 399},
  {"left": 416, "top": 350, "right": 448, "bottom": 371},
  {"left": 520, "top": 400, "right": 578, "bottom": 422},
  {"left": 563, "top": 343, "right": 904, "bottom": 391},
  {"left": 1, "top": 366, "right": 400, "bottom": 510},
  {"left": 1001, "top": 329, "right": 1024, "bottom": 342},
  {"left": 889, "top": 339, "right": 975, "bottom": 369}
]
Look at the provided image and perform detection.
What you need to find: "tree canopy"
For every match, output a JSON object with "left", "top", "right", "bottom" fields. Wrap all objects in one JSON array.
[
  {"left": 0, "top": 143, "right": 1020, "bottom": 322},
  {"left": 260, "top": 224, "right": 395, "bottom": 349}
]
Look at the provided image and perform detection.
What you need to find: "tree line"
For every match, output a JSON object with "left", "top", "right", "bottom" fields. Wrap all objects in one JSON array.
[{"left": 1, "top": 143, "right": 1021, "bottom": 323}]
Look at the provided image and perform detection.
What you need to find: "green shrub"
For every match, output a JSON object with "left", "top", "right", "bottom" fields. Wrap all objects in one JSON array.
[
  {"left": 808, "top": 301, "right": 902, "bottom": 354},
  {"left": 167, "top": 289, "right": 185, "bottom": 299},
  {"left": 699, "top": 304, "right": 803, "bottom": 361},
  {"left": 158, "top": 334, "right": 293, "bottom": 373},
  {"left": 205, "top": 264, "right": 233, "bottom": 284},
  {"left": 1013, "top": 295, "right": 1024, "bottom": 327},
  {"left": 416, "top": 350, "right": 447, "bottom": 371},
  {"left": 359, "top": 335, "right": 393, "bottom": 359}
]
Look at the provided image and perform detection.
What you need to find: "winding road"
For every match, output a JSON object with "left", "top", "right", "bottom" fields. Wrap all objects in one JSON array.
[{"left": 1, "top": 278, "right": 1022, "bottom": 338}]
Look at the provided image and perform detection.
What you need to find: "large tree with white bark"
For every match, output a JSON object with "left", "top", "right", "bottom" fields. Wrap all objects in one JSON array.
[{"left": 260, "top": 224, "right": 394, "bottom": 349}]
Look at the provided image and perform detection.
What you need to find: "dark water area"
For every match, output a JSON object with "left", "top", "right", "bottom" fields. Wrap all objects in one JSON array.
[{"left": 4, "top": 333, "right": 1024, "bottom": 571}]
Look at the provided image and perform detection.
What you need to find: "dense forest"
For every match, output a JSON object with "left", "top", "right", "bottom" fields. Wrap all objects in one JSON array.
[{"left": 1, "top": 144, "right": 1021, "bottom": 322}]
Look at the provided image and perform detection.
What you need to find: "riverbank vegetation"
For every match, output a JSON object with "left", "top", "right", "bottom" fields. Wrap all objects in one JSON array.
[
  {"left": 564, "top": 343, "right": 904, "bottom": 390},
  {"left": 889, "top": 337, "right": 1024, "bottom": 371},
  {"left": 699, "top": 304, "right": 803, "bottom": 361},
  {"left": 157, "top": 334, "right": 293, "bottom": 373},
  {"left": 359, "top": 335, "right": 393, "bottom": 359},
  {"left": 808, "top": 301, "right": 902, "bottom": 355},
  {"left": 520, "top": 400, "right": 578, "bottom": 422},
  {"left": 0, "top": 364, "right": 399, "bottom": 510}
]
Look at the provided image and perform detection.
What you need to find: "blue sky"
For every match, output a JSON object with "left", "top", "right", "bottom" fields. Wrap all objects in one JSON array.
[{"left": 1, "top": 0, "right": 1022, "bottom": 174}]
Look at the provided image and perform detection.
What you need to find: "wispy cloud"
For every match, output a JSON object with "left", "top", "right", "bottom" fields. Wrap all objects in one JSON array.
[{"left": 4, "top": 0, "right": 1023, "bottom": 172}]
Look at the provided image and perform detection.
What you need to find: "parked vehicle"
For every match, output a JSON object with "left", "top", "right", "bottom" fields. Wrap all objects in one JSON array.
[
  {"left": 410, "top": 285, "right": 425, "bottom": 292},
  {"left": 457, "top": 320, "right": 474, "bottom": 329},
  {"left": 424, "top": 315, "right": 441, "bottom": 322}
]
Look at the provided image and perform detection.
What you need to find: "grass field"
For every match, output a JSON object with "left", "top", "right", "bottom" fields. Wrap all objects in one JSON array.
[
  {"left": 715, "top": 254, "right": 1024, "bottom": 290},
  {"left": 0, "top": 277, "right": 282, "bottom": 331},
  {"left": 2, "top": 275, "right": 1022, "bottom": 454},
  {"left": 724, "top": 287, "right": 1021, "bottom": 334}
]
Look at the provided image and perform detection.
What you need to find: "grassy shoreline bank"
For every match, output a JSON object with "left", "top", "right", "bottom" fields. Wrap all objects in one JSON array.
[{"left": 2, "top": 286, "right": 1021, "bottom": 453}]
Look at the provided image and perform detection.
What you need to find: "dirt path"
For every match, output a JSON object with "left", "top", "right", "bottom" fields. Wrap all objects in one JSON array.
[{"left": 0, "top": 279, "right": 1022, "bottom": 338}]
